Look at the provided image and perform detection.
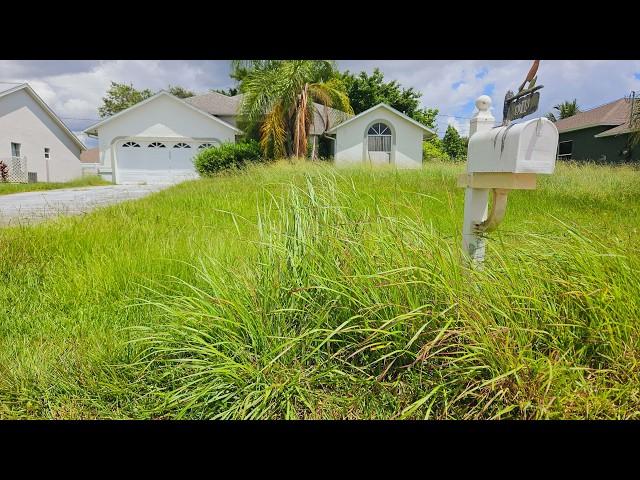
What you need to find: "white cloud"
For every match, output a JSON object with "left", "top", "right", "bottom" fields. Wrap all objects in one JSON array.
[
  {"left": 339, "top": 59, "right": 640, "bottom": 123},
  {"left": 0, "top": 60, "right": 235, "bottom": 130},
  {"left": 3, "top": 60, "right": 640, "bottom": 139}
]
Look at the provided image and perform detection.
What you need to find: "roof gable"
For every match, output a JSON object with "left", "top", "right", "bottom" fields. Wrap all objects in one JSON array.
[
  {"left": 83, "top": 91, "right": 242, "bottom": 135},
  {"left": 0, "top": 83, "right": 86, "bottom": 150},
  {"left": 326, "top": 103, "right": 435, "bottom": 137}
]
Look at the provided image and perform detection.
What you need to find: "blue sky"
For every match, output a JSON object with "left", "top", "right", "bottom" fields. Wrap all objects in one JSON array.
[{"left": 1, "top": 60, "right": 639, "bottom": 148}]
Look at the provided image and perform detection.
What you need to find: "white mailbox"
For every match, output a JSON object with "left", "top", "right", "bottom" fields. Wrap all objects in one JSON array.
[{"left": 467, "top": 117, "right": 558, "bottom": 174}]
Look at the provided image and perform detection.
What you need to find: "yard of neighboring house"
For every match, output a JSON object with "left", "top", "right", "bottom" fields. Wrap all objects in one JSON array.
[
  {"left": 0, "top": 160, "right": 639, "bottom": 419},
  {"left": 0, "top": 175, "right": 109, "bottom": 196}
]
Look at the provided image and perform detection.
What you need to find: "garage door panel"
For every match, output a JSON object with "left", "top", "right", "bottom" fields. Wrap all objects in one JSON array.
[
  {"left": 171, "top": 144, "right": 196, "bottom": 171},
  {"left": 116, "top": 140, "right": 200, "bottom": 184}
]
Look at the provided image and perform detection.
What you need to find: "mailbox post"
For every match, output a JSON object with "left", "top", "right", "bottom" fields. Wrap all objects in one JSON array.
[{"left": 460, "top": 94, "right": 559, "bottom": 264}]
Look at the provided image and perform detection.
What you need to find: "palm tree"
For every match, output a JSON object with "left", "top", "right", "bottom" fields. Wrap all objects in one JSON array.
[
  {"left": 546, "top": 99, "right": 580, "bottom": 122},
  {"left": 233, "top": 60, "right": 353, "bottom": 158}
]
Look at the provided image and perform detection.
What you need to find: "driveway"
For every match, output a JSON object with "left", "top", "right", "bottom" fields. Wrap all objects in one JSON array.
[{"left": 0, "top": 184, "right": 170, "bottom": 226}]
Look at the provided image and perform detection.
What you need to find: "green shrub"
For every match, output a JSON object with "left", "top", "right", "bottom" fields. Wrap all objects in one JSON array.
[
  {"left": 423, "top": 138, "right": 450, "bottom": 161},
  {"left": 0, "top": 161, "right": 8, "bottom": 182},
  {"left": 194, "top": 140, "right": 263, "bottom": 176}
]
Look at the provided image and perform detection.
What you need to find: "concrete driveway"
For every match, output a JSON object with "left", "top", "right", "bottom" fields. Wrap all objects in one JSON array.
[{"left": 0, "top": 184, "right": 169, "bottom": 226}]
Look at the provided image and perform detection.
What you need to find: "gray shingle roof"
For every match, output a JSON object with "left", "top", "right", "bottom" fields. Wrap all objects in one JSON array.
[
  {"left": 310, "top": 103, "right": 352, "bottom": 135},
  {"left": 593, "top": 122, "right": 635, "bottom": 138},
  {"left": 185, "top": 92, "right": 352, "bottom": 134},
  {"left": 183, "top": 91, "right": 241, "bottom": 116},
  {"left": 554, "top": 98, "right": 630, "bottom": 133}
]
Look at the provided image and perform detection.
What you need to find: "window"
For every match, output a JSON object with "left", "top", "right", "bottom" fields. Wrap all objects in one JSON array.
[
  {"left": 148, "top": 142, "right": 166, "bottom": 148},
  {"left": 11, "top": 142, "right": 21, "bottom": 158},
  {"left": 558, "top": 140, "right": 572, "bottom": 159},
  {"left": 123, "top": 141, "right": 141, "bottom": 148},
  {"left": 44, "top": 147, "right": 50, "bottom": 159},
  {"left": 173, "top": 142, "right": 191, "bottom": 149},
  {"left": 367, "top": 123, "right": 392, "bottom": 152},
  {"left": 198, "top": 143, "right": 215, "bottom": 149}
]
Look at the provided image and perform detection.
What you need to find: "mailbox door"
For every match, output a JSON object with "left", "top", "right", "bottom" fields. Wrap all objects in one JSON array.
[{"left": 515, "top": 119, "right": 558, "bottom": 174}]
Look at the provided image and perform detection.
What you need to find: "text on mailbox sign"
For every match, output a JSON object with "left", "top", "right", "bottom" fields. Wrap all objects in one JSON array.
[{"left": 506, "top": 91, "right": 540, "bottom": 122}]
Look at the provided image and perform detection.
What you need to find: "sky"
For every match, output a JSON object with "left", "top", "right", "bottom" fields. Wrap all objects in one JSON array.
[{"left": 2, "top": 60, "right": 639, "bottom": 148}]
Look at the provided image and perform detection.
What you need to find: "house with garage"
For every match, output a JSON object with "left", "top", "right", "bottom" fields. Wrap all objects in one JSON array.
[
  {"left": 555, "top": 97, "right": 639, "bottom": 162},
  {"left": 84, "top": 91, "right": 243, "bottom": 184},
  {"left": 0, "top": 83, "right": 85, "bottom": 183},
  {"left": 326, "top": 103, "right": 436, "bottom": 169},
  {"left": 85, "top": 90, "right": 351, "bottom": 184}
]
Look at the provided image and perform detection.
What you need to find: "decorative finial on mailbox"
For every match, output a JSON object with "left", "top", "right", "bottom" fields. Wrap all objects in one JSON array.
[
  {"left": 470, "top": 95, "right": 495, "bottom": 137},
  {"left": 475, "top": 95, "right": 492, "bottom": 112}
]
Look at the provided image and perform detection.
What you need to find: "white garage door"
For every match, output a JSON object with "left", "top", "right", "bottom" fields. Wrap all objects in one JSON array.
[{"left": 116, "top": 140, "right": 205, "bottom": 184}]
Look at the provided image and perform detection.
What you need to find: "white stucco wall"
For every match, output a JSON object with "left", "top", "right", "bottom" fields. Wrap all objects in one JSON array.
[
  {"left": 0, "top": 89, "right": 82, "bottom": 182},
  {"left": 95, "top": 94, "right": 238, "bottom": 182},
  {"left": 334, "top": 108, "right": 425, "bottom": 169}
]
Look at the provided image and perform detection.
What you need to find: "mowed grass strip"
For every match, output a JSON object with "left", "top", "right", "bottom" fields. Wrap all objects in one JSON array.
[
  {"left": 0, "top": 160, "right": 639, "bottom": 418},
  {"left": 0, "top": 175, "right": 110, "bottom": 196}
]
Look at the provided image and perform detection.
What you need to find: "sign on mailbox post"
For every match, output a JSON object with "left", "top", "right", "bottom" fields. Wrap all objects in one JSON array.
[
  {"left": 504, "top": 88, "right": 542, "bottom": 123},
  {"left": 460, "top": 60, "right": 558, "bottom": 265}
]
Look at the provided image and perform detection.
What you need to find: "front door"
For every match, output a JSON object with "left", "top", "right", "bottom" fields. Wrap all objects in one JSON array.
[{"left": 367, "top": 123, "right": 392, "bottom": 165}]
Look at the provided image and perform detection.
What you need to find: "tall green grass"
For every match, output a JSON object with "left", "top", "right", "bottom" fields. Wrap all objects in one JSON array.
[
  {"left": 125, "top": 166, "right": 640, "bottom": 419},
  {"left": 0, "top": 160, "right": 639, "bottom": 418}
]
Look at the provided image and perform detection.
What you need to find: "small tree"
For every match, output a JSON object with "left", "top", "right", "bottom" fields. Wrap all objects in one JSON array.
[
  {"left": 168, "top": 85, "right": 195, "bottom": 99},
  {"left": 338, "top": 68, "right": 438, "bottom": 130},
  {"left": 211, "top": 87, "right": 239, "bottom": 97},
  {"left": 442, "top": 125, "right": 466, "bottom": 160},
  {"left": 423, "top": 137, "right": 449, "bottom": 161},
  {"left": 0, "top": 161, "right": 9, "bottom": 182},
  {"left": 98, "top": 82, "right": 153, "bottom": 117}
]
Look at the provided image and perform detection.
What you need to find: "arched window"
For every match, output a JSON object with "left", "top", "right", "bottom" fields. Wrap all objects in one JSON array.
[
  {"left": 198, "top": 143, "right": 215, "bottom": 149},
  {"left": 122, "top": 141, "right": 140, "bottom": 148},
  {"left": 148, "top": 142, "right": 166, "bottom": 148},
  {"left": 367, "top": 123, "right": 392, "bottom": 152},
  {"left": 173, "top": 142, "right": 191, "bottom": 149}
]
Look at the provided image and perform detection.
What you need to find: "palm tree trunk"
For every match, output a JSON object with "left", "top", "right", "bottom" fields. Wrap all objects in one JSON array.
[{"left": 294, "top": 83, "right": 309, "bottom": 158}]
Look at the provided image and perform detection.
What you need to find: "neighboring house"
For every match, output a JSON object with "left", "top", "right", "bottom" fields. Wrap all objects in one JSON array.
[
  {"left": 79, "top": 147, "right": 100, "bottom": 177},
  {"left": 80, "top": 147, "right": 99, "bottom": 164},
  {"left": 0, "top": 83, "right": 85, "bottom": 183},
  {"left": 555, "top": 98, "right": 639, "bottom": 162},
  {"left": 326, "top": 103, "right": 436, "bottom": 169},
  {"left": 84, "top": 90, "right": 352, "bottom": 184}
]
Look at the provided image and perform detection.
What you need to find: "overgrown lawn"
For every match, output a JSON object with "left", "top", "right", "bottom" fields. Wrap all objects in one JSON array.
[{"left": 1, "top": 160, "right": 638, "bottom": 419}]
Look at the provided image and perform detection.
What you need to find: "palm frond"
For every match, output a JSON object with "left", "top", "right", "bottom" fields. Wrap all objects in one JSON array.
[{"left": 260, "top": 103, "right": 287, "bottom": 158}]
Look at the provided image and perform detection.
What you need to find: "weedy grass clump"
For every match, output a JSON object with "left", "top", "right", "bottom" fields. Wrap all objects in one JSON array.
[{"left": 124, "top": 171, "right": 640, "bottom": 419}]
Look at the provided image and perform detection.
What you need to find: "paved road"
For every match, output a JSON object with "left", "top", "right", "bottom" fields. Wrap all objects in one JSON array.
[{"left": 0, "top": 184, "right": 169, "bottom": 226}]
